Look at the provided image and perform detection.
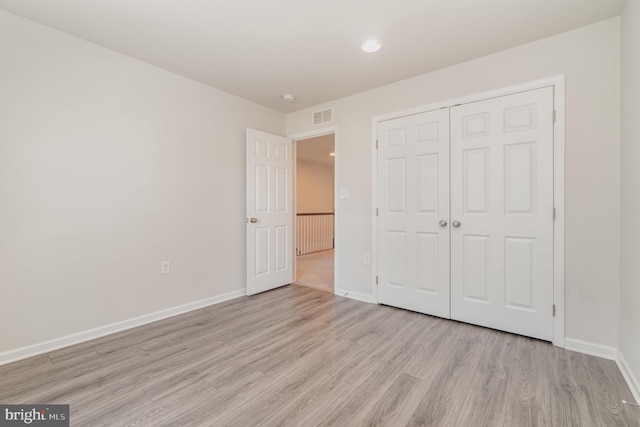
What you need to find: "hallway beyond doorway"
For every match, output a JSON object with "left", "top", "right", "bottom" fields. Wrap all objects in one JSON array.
[{"left": 296, "top": 249, "right": 334, "bottom": 293}]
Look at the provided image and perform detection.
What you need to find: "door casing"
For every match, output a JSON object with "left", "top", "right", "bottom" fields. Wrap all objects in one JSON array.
[{"left": 371, "top": 75, "right": 566, "bottom": 347}]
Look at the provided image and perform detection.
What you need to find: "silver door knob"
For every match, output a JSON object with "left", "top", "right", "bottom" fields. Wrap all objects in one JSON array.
[
  {"left": 452, "top": 220, "right": 461, "bottom": 228},
  {"left": 249, "top": 217, "right": 258, "bottom": 223},
  {"left": 439, "top": 220, "right": 448, "bottom": 227}
]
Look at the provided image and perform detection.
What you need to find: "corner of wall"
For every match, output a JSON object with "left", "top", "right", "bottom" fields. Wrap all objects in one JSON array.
[
  {"left": 619, "top": 0, "right": 640, "bottom": 406},
  {"left": 618, "top": 350, "right": 640, "bottom": 403}
]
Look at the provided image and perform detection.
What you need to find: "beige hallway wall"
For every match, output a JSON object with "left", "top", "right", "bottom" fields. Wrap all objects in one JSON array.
[{"left": 296, "top": 160, "right": 335, "bottom": 214}]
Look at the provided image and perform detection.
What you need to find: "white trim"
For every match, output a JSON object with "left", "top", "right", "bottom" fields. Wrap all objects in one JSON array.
[
  {"left": 617, "top": 351, "right": 640, "bottom": 403},
  {"left": 371, "top": 75, "right": 566, "bottom": 347},
  {"left": 289, "top": 126, "right": 339, "bottom": 294},
  {"left": 336, "top": 288, "right": 375, "bottom": 304},
  {"left": 552, "top": 76, "right": 566, "bottom": 348},
  {"left": 0, "top": 289, "right": 245, "bottom": 366},
  {"left": 289, "top": 126, "right": 338, "bottom": 141},
  {"left": 293, "top": 139, "right": 298, "bottom": 280},
  {"left": 371, "top": 120, "right": 379, "bottom": 303},
  {"left": 564, "top": 337, "right": 617, "bottom": 360}
]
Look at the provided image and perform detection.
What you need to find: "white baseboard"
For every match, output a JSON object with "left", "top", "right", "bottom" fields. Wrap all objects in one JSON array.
[
  {"left": 617, "top": 351, "right": 640, "bottom": 404},
  {"left": 336, "top": 288, "right": 375, "bottom": 304},
  {"left": 0, "top": 289, "right": 245, "bottom": 367},
  {"left": 563, "top": 338, "right": 618, "bottom": 360}
]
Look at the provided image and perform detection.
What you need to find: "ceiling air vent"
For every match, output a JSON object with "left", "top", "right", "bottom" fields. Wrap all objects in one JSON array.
[{"left": 312, "top": 108, "right": 333, "bottom": 126}]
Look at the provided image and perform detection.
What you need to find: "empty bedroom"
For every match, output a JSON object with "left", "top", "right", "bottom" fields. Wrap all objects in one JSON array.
[{"left": 1, "top": 0, "right": 639, "bottom": 425}]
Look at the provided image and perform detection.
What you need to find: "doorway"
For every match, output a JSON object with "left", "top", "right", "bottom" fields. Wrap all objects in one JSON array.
[{"left": 294, "top": 134, "right": 335, "bottom": 293}]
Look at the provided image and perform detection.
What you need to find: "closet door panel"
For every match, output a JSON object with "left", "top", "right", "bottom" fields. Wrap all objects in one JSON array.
[
  {"left": 450, "top": 87, "right": 554, "bottom": 341},
  {"left": 377, "top": 109, "right": 450, "bottom": 318}
]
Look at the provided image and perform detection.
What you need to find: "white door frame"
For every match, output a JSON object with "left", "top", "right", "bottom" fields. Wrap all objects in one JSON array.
[
  {"left": 289, "top": 126, "right": 339, "bottom": 294},
  {"left": 371, "top": 75, "right": 566, "bottom": 347}
]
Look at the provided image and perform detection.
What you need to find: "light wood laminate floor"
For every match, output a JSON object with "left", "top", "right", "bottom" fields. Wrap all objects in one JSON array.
[{"left": 1, "top": 285, "right": 638, "bottom": 426}]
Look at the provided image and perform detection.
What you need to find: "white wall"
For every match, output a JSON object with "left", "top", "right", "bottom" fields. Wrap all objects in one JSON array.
[
  {"left": 286, "top": 18, "right": 621, "bottom": 348},
  {"left": 619, "top": 0, "right": 640, "bottom": 395},
  {"left": 0, "top": 10, "right": 284, "bottom": 354},
  {"left": 296, "top": 160, "right": 334, "bottom": 214}
]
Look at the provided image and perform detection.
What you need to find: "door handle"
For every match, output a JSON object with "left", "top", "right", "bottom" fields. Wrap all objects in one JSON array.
[
  {"left": 248, "top": 217, "right": 258, "bottom": 223},
  {"left": 452, "top": 220, "right": 461, "bottom": 228},
  {"left": 439, "top": 220, "right": 448, "bottom": 227}
]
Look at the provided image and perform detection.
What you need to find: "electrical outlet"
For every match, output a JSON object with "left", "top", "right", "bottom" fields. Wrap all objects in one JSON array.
[
  {"left": 161, "top": 260, "right": 171, "bottom": 275},
  {"left": 340, "top": 188, "right": 350, "bottom": 199},
  {"left": 363, "top": 253, "right": 370, "bottom": 265}
]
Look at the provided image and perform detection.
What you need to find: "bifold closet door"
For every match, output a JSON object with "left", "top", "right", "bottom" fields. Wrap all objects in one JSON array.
[
  {"left": 377, "top": 109, "right": 450, "bottom": 318},
  {"left": 449, "top": 87, "right": 554, "bottom": 341}
]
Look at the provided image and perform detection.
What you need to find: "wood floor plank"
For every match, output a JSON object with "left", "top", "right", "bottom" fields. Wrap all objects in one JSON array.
[
  {"left": 303, "top": 361, "right": 401, "bottom": 426},
  {"left": 328, "top": 326, "right": 417, "bottom": 386},
  {"left": 266, "top": 339, "right": 393, "bottom": 427},
  {"left": 206, "top": 368, "right": 273, "bottom": 395},
  {"left": 213, "top": 356, "right": 333, "bottom": 425},
  {"left": 406, "top": 334, "right": 487, "bottom": 427},
  {"left": 214, "top": 336, "right": 353, "bottom": 425},
  {"left": 22, "top": 341, "right": 193, "bottom": 408},
  {"left": 0, "top": 350, "right": 107, "bottom": 402},
  {"left": 127, "top": 379, "right": 216, "bottom": 426},
  {"left": 403, "top": 315, "right": 453, "bottom": 348},
  {"left": 401, "top": 319, "right": 461, "bottom": 383},
  {"left": 0, "top": 354, "right": 53, "bottom": 383},
  {"left": 71, "top": 389, "right": 154, "bottom": 426},
  {"left": 503, "top": 336, "right": 552, "bottom": 427},
  {"left": 130, "top": 381, "right": 227, "bottom": 427},
  {"left": 583, "top": 354, "right": 630, "bottom": 427},
  {"left": 594, "top": 357, "right": 640, "bottom": 427},
  {"left": 455, "top": 331, "right": 517, "bottom": 426},
  {"left": 0, "top": 284, "right": 638, "bottom": 427},
  {"left": 549, "top": 346, "right": 603, "bottom": 427},
  {"left": 358, "top": 373, "right": 429, "bottom": 427},
  {"left": 259, "top": 374, "right": 345, "bottom": 427}
]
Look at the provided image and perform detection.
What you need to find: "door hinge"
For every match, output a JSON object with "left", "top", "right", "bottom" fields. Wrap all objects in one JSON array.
[
  {"left": 553, "top": 304, "right": 556, "bottom": 317},
  {"left": 376, "top": 276, "right": 379, "bottom": 285},
  {"left": 376, "top": 208, "right": 379, "bottom": 217},
  {"left": 375, "top": 139, "right": 378, "bottom": 149},
  {"left": 553, "top": 207, "right": 556, "bottom": 221},
  {"left": 552, "top": 110, "right": 556, "bottom": 123}
]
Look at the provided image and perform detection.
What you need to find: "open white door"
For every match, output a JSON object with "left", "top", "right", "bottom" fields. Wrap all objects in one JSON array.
[{"left": 246, "top": 129, "right": 293, "bottom": 295}]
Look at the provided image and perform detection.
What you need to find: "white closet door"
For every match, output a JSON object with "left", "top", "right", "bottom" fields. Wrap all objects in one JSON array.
[
  {"left": 450, "top": 87, "right": 554, "bottom": 341},
  {"left": 377, "top": 109, "right": 450, "bottom": 318}
]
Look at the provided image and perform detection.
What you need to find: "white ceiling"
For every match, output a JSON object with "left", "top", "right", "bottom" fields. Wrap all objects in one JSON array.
[
  {"left": 0, "top": 0, "right": 624, "bottom": 113},
  {"left": 297, "top": 134, "right": 335, "bottom": 166}
]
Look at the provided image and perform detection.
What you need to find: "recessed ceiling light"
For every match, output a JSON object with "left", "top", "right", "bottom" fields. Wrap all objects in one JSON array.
[
  {"left": 329, "top": 152, "right": 335, "bottom": 156},
  {"left": 361, "top": 39, "right": 381, "bottom": 53},
  {"left": 282, "top": 94, "right": 295, "bottom": 103}
]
